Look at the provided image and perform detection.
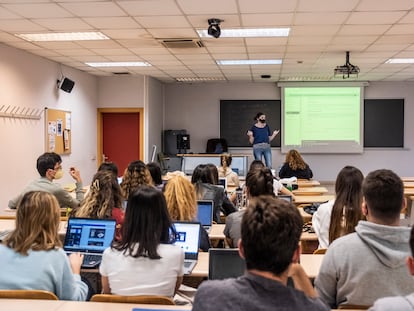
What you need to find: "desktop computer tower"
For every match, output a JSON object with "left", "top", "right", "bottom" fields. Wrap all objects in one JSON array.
[{"left": 163, "top": 129, "right": 187, "bottom": 156}]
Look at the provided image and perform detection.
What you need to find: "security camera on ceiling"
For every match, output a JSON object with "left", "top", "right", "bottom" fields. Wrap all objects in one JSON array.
[
  {"left": 334, "top": 51, "right": 360, "bottom": 79},
  {"left": 208, "top": 18, "right": 223, "bottom": 38}
]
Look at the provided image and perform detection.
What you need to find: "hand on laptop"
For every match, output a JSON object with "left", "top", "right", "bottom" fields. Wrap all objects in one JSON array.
[{"left": 68, "top": 252, "right": 84, "bottom": 274}]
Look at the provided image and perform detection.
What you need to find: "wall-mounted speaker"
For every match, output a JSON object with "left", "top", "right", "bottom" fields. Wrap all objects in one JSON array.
[{"left": 58, "top": 77, "right": 75, "bottom": 93}]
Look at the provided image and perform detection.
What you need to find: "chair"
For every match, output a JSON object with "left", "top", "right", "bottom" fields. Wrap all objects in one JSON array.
[
  {"left": 313, "top": 248, "right": 327, "bottom": 254},
  {"left": 0, "top": 290, "right": 58, "bottom": 300},
  {"left": 90, "top": 294, "right": 175, "bottom": 305},
  {"left": 338, "top": 304, "right": 370, "bottom": 309},
  {"left": 157, "top": 152, "right": 170, "bottom": 174},
  {"left": 206, "top": 138, "right": 228, "bottom": 154}
]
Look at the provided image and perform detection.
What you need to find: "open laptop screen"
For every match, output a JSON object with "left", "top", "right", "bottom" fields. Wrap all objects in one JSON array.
[
  {"left": 64, "top": 218, "right": 116, "bottom": 254},
  {"left": 173, "top": 222, "right": 200, "bottom": 260},
  {"left": 209, "top": 248, "right": 245, "bottom": 280},
  {"left": 196, "top": 200, "right": 214, "bottom": 227},
  {"left": 277, "top": 195, "right": 293, "bottom": 203}
]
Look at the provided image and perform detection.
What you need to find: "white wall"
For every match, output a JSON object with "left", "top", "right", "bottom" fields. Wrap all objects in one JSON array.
[
  {"left": 164, "top": 81, "right": 414, "bottom": 181},
  {"left": 147, "top": 77, "right": 164, "bottom": 162},
  {"left": 0, "top": 43, "right": 98, "bottom": 209}
]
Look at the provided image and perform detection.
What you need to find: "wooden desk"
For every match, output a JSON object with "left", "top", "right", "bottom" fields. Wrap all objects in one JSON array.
[
  {"left": 294, "top": 195, "right": 334, "bottom": 205},
  {"left": 191, "top": 252, "right": 323, "bottom": 279},
  {"left": 404, "top": 182, "right": 414, "bottom": 188},
  {"left": 404, "top": 188, "right": 414, "bottom": 196},
  {"left": 208, "top": 224, "right": 225, "bottom": 240},
  {"left": 0, "top": 219, "right": 67, "bottom": 235},
  {"left": 297, "top": 180, "right": 321, "bottom": 187},
  {"left": 0, "top": 299, "right": 191, "bottom": 311},
  {"left": 402, "top": 177, "right": 414, "bottom": 182},
  {"left": 293, "top": 187, "right": 328, "bottom": 196}
]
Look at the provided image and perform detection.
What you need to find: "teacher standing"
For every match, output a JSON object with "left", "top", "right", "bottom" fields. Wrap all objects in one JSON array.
[{"left": 247, "top": 112, "right": 280, "bottom": 168}]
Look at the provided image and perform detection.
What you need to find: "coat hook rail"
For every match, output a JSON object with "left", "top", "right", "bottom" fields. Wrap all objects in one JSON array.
[{"left": 0, "top": 105, "right": 42, "bottom": 120}]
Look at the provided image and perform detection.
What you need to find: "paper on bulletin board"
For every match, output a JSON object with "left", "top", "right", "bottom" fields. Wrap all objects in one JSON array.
[
  {"left": 48, "top": 134, "right": 55, "bottom": 151},
  {"left": 57, "top": 119, "right": 63, "bottom": 136},
  {"left": 65, "top": 113, "right": 71, "bottom": 130},
  {"left": 63, "top": 129, "right": 70, "bottom": 150},
  {"left": 48, "top": 121, "right": 56, "bottom": 135}
]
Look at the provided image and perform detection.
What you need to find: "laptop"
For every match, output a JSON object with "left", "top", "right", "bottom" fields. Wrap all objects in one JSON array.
[
  {"left": 218, "top": 177, "right": 227, "bottom": 190},
  {"left": 196, "top": 200, "right": 214, "bottom": 233},
  {"left": 208, "top": 248, "right": 245, "bottom": 280},
  {"left": 63, "top": 218, "right": 116, "bottom": 268},
  {"left": 173, "top": 221, "right": 201, "bottom": 275},
  {"left": 277, "top": 195, "right": 293, "bottom": 203}
]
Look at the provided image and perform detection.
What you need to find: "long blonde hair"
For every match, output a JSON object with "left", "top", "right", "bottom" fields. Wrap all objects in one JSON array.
[
  {"left": 164, "top": 175, "right": 197, "bottom": 221},
  {"left": 120, "top": 160, "right": 153, "bottom": 199},
  {"left": 75, "top": 170, "right": 123, "bottom": 219},
  {"left": 5, "top": 191, "right": 62, "bottom": 255},
  {"left": 285, "top": 149, "right": 307, "bottom": 170}
]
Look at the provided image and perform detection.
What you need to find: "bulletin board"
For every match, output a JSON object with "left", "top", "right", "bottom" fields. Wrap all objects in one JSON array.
[{"left": 45, "top": 108, "right": 72, "bottom": 154}]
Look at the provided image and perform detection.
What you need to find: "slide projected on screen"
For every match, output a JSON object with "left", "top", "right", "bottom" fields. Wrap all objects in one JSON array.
[{"left": 282, "top": 86, "right": 363, "bottom": 153}]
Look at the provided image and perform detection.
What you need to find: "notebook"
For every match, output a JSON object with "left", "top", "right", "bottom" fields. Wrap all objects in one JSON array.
[
  {"left": 173, "top": 221, "right": 201, "bottom": 275},
  {"left": 196, "top": 200, "right": 214, "bottom": 233},
  {"left": 63, "top": 218, "right": 116, "bottom": 268},
  {"left": 208, "top": 248, "right": 245, "bottom": 280}
]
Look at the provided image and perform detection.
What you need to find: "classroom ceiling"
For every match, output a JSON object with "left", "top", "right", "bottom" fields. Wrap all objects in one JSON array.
[{"left": 1, "top": 0, "right": 414, "bottom": 83}]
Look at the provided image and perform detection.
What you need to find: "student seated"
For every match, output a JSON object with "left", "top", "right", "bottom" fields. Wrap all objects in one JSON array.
[
  {"left": 192, "top": 196, "right": 329, "bottom": 311},
  {"left": 0, "top": 191, "right": 88, "bottom": 300},
  {"left": 8, "top": 152, "right": 84, "bottom": 209},
  {"left": 369, "top": 225, "right": 414, "bottom": 311},
  {"left": 72, "top": 170, "right": 124, "bottom": 241},
  {"left": 99, "top": 186, "right": 183, "bottom": 297},
  {"left": 191, "top": 164, "right": 236, "bottom": 223},
  {"left": 163, "top": 175, "right": 211, "bottom": 251},
  {"left": 120, "top": 160, "right": 154, "bottom": 199},
  {"left": 312, "top": 166, "right": 364, "bottom": 249},
  {"left": 217, "top": 153, "right": 240, "bottom": 187},
  {"left": 146, "top": 162, "right": 165, "bottom": 191},
  {"left": 278, "top": 149, "right": 313, "bottom": 180},
  {"left": 315, "top": 169, "right": 414, "bottom": 308}
]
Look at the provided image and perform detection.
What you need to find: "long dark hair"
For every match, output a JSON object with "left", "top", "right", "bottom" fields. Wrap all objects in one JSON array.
[
  {"left": 112, "top": 186, "right": 173, "bottom": 259},
  {"left": 329, "top": 166, "right": 364, "bottom": 244}
]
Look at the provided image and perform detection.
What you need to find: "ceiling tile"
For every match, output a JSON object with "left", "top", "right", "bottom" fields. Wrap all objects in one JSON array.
[
  {"left": 60, "top": 1, "right": 126, "bottom": 17},
  {"left": 2, "top": 3, "right": 73, "bottom": 18}
]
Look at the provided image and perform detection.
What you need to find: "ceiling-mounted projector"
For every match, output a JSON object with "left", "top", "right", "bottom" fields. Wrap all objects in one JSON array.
[{"left": 334, "top": 51, "right": 360, "bottom": 79}]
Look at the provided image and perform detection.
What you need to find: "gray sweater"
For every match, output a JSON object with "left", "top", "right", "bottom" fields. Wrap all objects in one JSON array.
[
  {"left": 315, "top": 221, "right": 414, "bottom": 308},
  {"left": 369, "top": 293, "right": 414, "bottom": 311}
]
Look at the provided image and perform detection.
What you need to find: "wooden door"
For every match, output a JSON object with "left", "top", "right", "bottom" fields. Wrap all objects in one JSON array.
[{"left": 97, "top": 108, "right": 144, "bottom": 176}]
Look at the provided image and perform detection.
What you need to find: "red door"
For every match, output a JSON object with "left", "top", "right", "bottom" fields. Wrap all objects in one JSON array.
[{"left": 101, "top": 111, "right": 142, "bottom": 176}]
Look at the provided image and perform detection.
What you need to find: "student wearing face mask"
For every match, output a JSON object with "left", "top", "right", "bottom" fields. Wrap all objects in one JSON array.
[
  {"left": 8, "top": 152, "right": 84, "bottom": 209},
  {"left": 246, "top": 112, "right": 280, "bottom": 168}
]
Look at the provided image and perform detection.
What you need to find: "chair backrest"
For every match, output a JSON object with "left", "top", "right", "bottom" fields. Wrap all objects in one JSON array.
[
  {"left": 338, "top": 304, "right": 370, "bottom": 309},
  {"left": 313, "top": 248, "right": 327, "bottom": 255},
  {"left": 0, "top": 290, "right": 58, "bottom": 300},
  {"left": 206, "top": 138, "right": 228, "bottom": 154},
  {"left": 90, "top": 294, "right": 175, "bottom": 305}
]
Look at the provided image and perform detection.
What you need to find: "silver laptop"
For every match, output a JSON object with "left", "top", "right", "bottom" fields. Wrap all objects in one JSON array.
[
  {"left": 277, "top": 195, "right": 293, "bottom": 203},
  {"left": 63, "top": 218, "right": 116, "bottom": 268},
  {"left": 173, "top": 221, "right": 201, "bottom": 275},
  {"left": 196, "top": 200, "right": 214, "bottom": 233},
  {"left": 218, "top": 177, "right": 227, "bottom": 190}
]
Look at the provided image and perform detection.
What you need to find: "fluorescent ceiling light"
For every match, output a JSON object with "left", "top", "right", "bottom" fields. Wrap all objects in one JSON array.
[
  {"left": 15, "top": 32, "right": 109, "bottom": 42},
  {"left": 385, "top": 58, "right": 414, "bottom": 64},
  {"left": 85, "top": 62, "right": 151, "bottom": 67},
  {"left": 176, "top": 77, "right": 226, "bottom": 82},
  {"left": 217, "top": 59, "right": 282, "bottom": 65},
  {"left": 197, "top": 27, "right": 289, "bottom": 38}
]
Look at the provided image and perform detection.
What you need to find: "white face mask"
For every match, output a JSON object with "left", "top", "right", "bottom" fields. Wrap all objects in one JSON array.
[{"left": 53, "top": 168, "right": 64, "bottom": 179}]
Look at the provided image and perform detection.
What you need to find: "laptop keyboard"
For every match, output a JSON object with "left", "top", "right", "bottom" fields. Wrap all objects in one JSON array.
[
  {"left": 83, "top": 254, "right": 101, "bottom": 265},
  {"left": 183, "top": 261, "right": 192, "bottom": 268},
  {"left": 0, "top": 230, "right": 12, "bottom": 241}
]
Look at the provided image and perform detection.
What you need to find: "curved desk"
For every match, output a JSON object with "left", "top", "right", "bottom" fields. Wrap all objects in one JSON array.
[{"left": 178, "top": 154, "right": 249, "bottom": 176}]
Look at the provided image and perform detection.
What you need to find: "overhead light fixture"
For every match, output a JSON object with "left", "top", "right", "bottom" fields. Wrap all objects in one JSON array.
[
  {"left": 85, "top": 62, "right": 151, "bottom": 67},
  {"left": 15, "top": 31, "right": 109, "bottom": 42},
  {"left": 334, "top": 51, "right": 360, "bottom": 79},
  {"left": 197, "top": 27, "right": 290, "bottom": 38},
  {"left": 385, "top": 58, "right": 414, "bottom": 64},
  {"left": 175, "top": 77, "right": 226, "bottom": 82},
  {"left": 217, "top": 59, "right": 282, "bottom": 65},
  {"left": 207, "top": 18, "right": 223, "bottom": 38}
]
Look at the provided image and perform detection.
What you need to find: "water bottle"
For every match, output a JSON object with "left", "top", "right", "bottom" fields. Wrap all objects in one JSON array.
[
  {"left": 236, "top": 187, "right": 243, "bottom": 210},
  {"left": 286, "top": 182, "right": 293, "bottom": 192}
]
